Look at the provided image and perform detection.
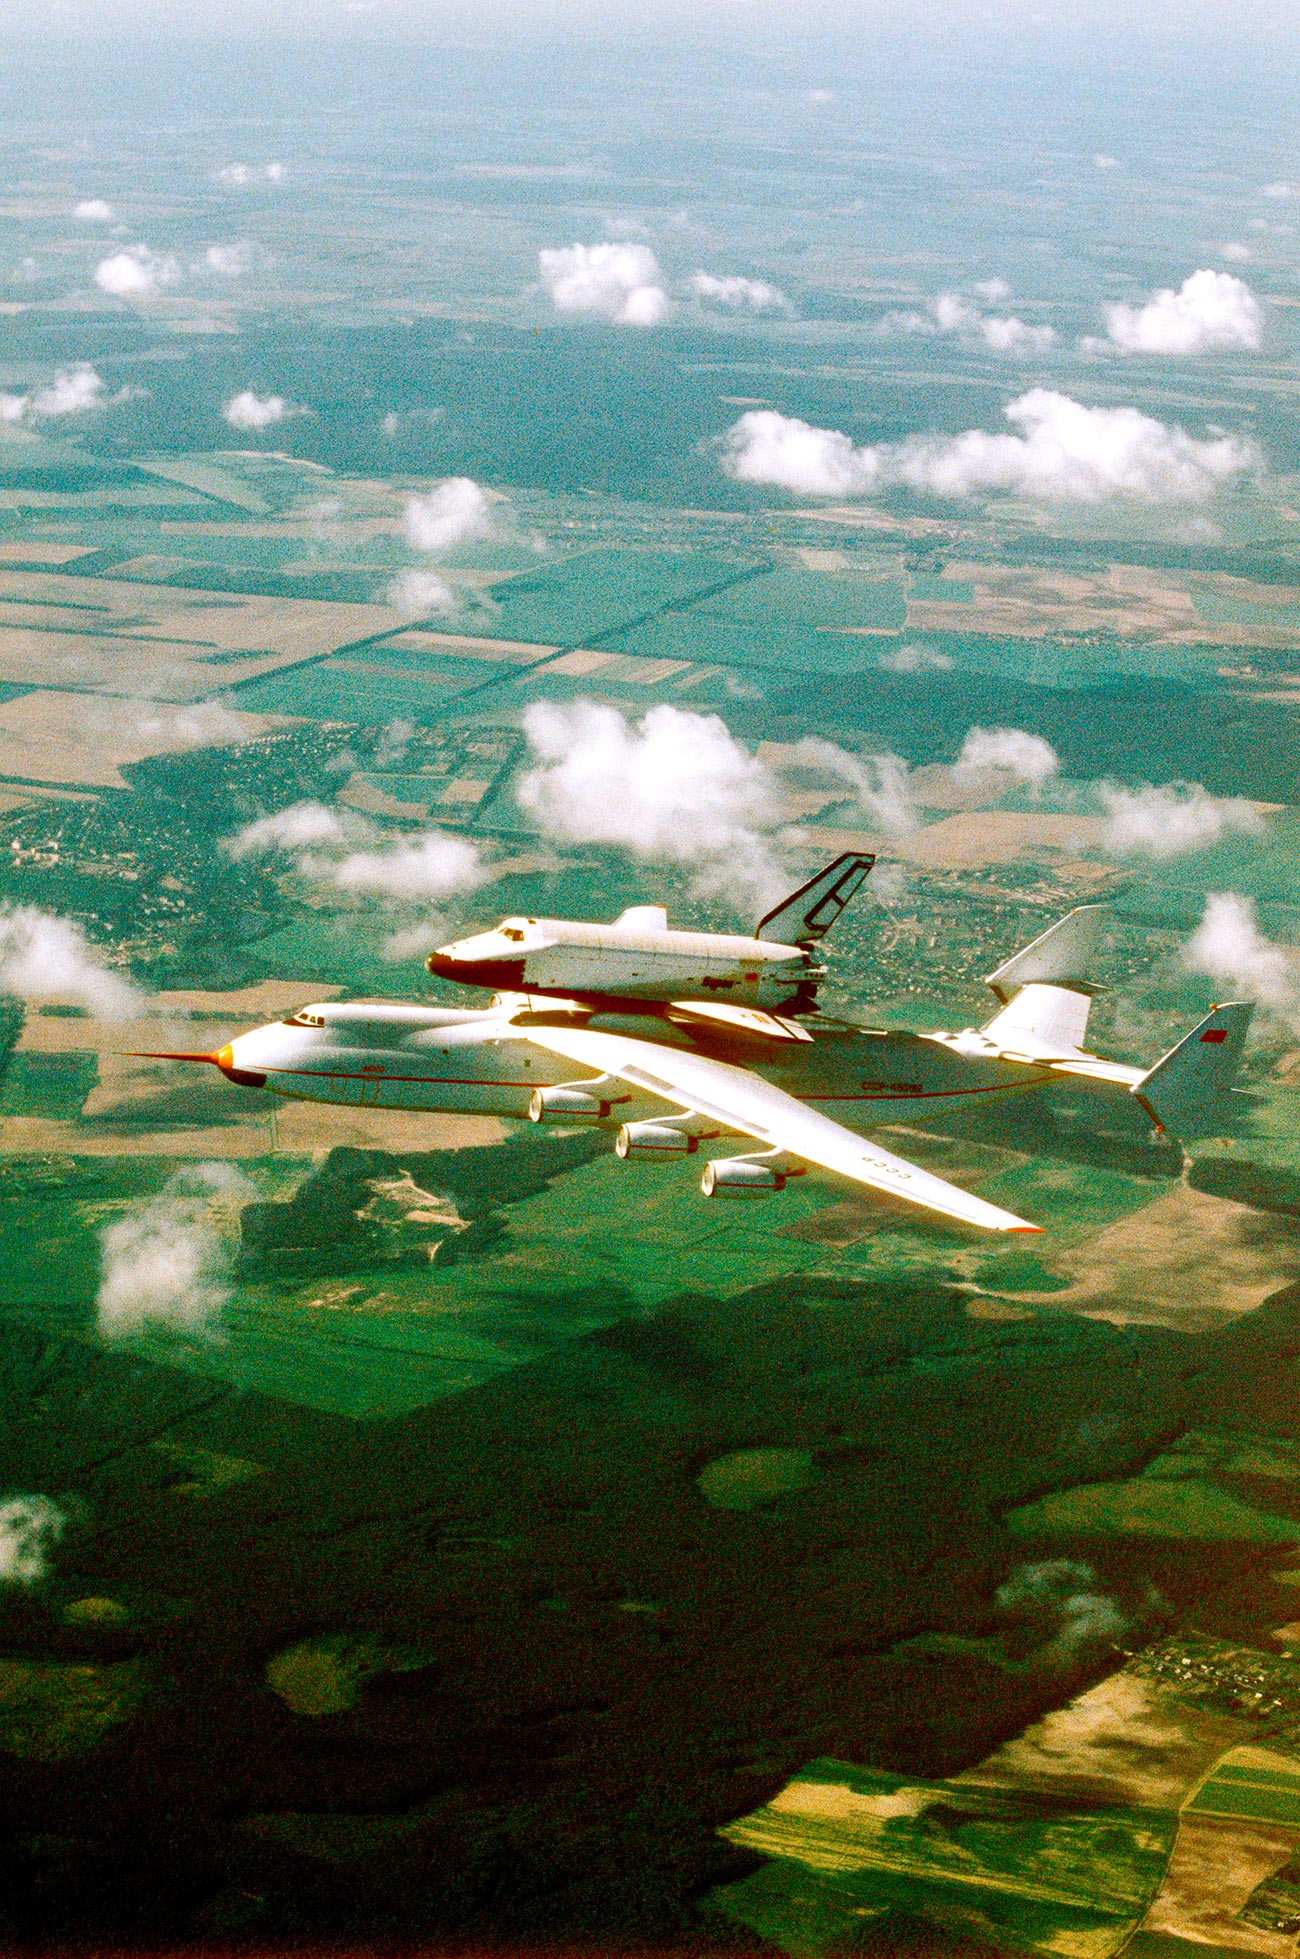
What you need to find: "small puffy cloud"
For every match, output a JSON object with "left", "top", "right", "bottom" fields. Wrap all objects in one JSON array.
[
  {"left": 373, "top": 717, "right": 415, "bottom": 768},
  {"left": 388, "top": 477, "right": 500, "bottom": 617},
  {"left": 332, "top": 831, "right": 483, "bottom": 902},
  {"left": 782, "top": 736, "right": 917, "bottom": 835},
  {"left": 402, "top": 477, "right": 492, "bottom": 555},
  {"left": 224, "top": 800, "right": 348, "bottom": 861},
  {"left": 1101, "top": 269, "right": 1262, "bottom": 355},
  {"left": 996, "top": 1559, "right": 1129, "bottom": 1665},
  {"left": 954, "top": 725, "right": 1059, "bottom": 789},
  {"left": 29, "top": 364, "right": 105, "bottom": 418},
  {"left": 214, "top": 161, "right": 284, "bottom": 185},
  {"left": 1262, "top": 181, "right": 1294, "bottom": 199},
  {"left": 721, "top": 409, "right": 879, "bottom": 498},
  {"left": 223, "top": 799, "right": 483, "bottom": 912},
  {"left": 1, "top": 364, "right": 107, "bottom": 425},
  {"left": 94, "top": 247, "right": 178, "bottom": 298},
  {"left": 0, "top": 1496, "right": 67, "bottom": 1586},
  {"left": 689, "top": 272, "right": 792, "bottom": 316},
  {"left": 136, "top": 700, "right": 260, "bottom": 751},
  {"left": 1221, "top": 242, "right": 1252, "bottom": 263},
  {"left": 880, "top": 287, "right": 1055, "bottom": 354},
  {"left": 0, "top": 904, "right": 142, "bottom": 1018},
  {"left": 517, "top": 702, "right": 899, "bottom": 912},
  {"left": 386, "top": 568, "right": 459, "bottom": 617},
  {"left": 1183, "top": 891, "right": 1300, "bottom": 1032},
  {"left": 538, "top": 242, "right": 670, "bottom": 326},
  {"left": 721, "top": 392, "right": 1256, "bottom": 505},
  {"left": 1093, "top": 154, "right": 1120, "bottom": 170},
  {"left": 74, "top": 197, "right": 115, "bottom": 221},
  {"left": 97, "top": 1162, "right": 253, "bottom": 1345},
  {"left": 518, "top": 699, "right": 790, "bottom": 911},
  {"left": 1098, "top": 779, "right": 1264, "bottom": 859},
  {"left": 879, "top": 642, "right": 953, "bottom": 673},
  {"left": 202, "top": 242, "right": 253, "bottom": 277},
  {"left": 222, "top": 390, "right": 293, "bottom": 432}
]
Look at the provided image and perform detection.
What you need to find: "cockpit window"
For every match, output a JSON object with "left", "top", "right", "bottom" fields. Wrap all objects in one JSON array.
[
  {"left": 501, "top": 928, "right": 524, "bottom": 943},
  {"left": 282, "top": 1010, "right": 326, "bottom": 1028}
]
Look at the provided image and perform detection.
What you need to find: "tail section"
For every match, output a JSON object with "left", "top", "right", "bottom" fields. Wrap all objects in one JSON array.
[
  {"left": 984, "top": 905, "right": 1110, "bottom": 1005},
  {"left": 755, "top": 852, "right": 875, "bottom": 946},
  {"left": 983, "top": 982, "right": 1093, "bottom": 1057},
  {"left": 1133, "top": 1002, "right": 1255, "bottom": 1136}
]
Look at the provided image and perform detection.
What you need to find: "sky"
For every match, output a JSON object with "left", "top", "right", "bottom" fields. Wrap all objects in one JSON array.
[{"left": 3, "top": 0, "right": 1298, "bottom": 41}]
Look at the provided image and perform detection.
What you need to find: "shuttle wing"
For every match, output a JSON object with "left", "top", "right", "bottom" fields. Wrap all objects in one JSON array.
[{"left": 521, "top": 1024, "right": 1040, "bottom": 1234}]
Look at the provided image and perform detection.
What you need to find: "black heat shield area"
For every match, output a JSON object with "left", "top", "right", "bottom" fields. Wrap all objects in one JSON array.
[{"left": 426, "top": 953, "right": 527, "bottom": 991}]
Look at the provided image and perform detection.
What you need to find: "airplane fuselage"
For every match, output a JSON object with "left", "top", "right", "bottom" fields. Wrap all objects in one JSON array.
[{"left": 210, "top": 999, "right": 1080, "bottom": 1130}]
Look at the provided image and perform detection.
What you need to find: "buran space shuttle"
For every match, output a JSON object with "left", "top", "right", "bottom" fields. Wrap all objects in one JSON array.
[
  {"left": 426, "top": 852, "right": 876, "bottom": 1017},
  {"left": 151, "top": 850, "right": 1252, "bottom": 1237}
]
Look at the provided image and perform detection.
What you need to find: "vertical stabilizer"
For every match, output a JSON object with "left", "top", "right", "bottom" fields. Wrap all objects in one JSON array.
[
  {"left": 1133, "top": 1001, "right": 1254, "bottom": 1136},
  {"left": 985, "top": 905, "right": 1111, "bottom": 1004},
  {"left": 755, "top": 852, "right": 875, "bottom": 945}
]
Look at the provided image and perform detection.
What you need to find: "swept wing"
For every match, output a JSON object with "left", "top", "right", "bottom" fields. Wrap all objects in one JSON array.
[{"left": 521, "top": 1024, "right": 1039, "bottom": 1234}]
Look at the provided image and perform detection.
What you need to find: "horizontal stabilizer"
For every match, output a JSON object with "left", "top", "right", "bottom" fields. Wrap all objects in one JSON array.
[
  {"left": 985, "top": 905, "right": 1110, "bottom": 1004},
  {"left": 756, "top": 852, "right": 875, "bottom": 945},
  {"left": 1133, "top": 1001, "right": 1254, "bottom": 1136},
  {"left": 983, "top": 983, "right": 1093, "bottom": 1057}
]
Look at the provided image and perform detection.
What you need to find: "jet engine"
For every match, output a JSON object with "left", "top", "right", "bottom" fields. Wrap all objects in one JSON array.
[
  {"left": 529, "top": 1084, "right": 613, "bottom": 1121},
  {"left": 615, "top": 1120, "right": 697, "bottom": 1160},
  {"left": 701, "top": 1153, "right": 799, "bottom": 1198}
]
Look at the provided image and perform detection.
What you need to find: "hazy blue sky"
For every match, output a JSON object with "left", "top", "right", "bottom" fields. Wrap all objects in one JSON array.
[{"left": 4, "top": 0, "right": 1297, "bottom": 40}]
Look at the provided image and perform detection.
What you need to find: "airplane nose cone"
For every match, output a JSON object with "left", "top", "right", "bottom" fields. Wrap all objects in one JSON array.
[{"left": 426, "top": 952, "right": 527, "bottom": 991}]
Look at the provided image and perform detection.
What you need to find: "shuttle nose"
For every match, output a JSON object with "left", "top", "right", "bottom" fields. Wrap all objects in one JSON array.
[{"left": 426, "top": 950, "right": 526, "bottom": 991}]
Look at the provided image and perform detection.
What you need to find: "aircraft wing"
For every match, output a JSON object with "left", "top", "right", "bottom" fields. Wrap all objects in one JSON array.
[{"left": 521, "top": 1024, "right": 1040, "bottom": 1235}]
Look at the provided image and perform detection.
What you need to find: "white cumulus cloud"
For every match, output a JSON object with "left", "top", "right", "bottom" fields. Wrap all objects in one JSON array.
[
  {"left": 202, "top": 242, "right": 253, "bottom": 277},
  {"left": 386, "top": 568, "right": 459, "bottom": 617},
  {"left": 74, "top": 198, "right": 115, "bottom": 221},
  {"left": 387, "top": 476, "right": 500, "bottom": 618},
  {"left": 0, "top": 904, "right": 142, "bottom": 1018},
  {"left": 136, "top": 700, "right": 260, "bottom": 751},
  {"left": 1183, "top": 892, "right": 1300, "bottom": 1032},
  {"left": 402, "top": 477, "right": 493, "bottom": 555},
  {"left": 222, "top": 390, "right": 293, "bottom": 432},
  {"left": 94, "top": 247, "right": 178, "bottom": 299},
  {"left": 214, "top": 162, "right": 284, "bottom": 185},
  {"left": 97, "top": 1163, "right": 253, "bottom": 1345},
  {"left": 1101, "top": 269, "right": 1262, "bottom": 355},
  {"left": 954, "top": 725, "right": 1060, "bottom": 788},
  {"left": 1, "top": 364, "right": 108, "bottom": 425},
  {"left": 879, "top": 287, "right": 1055, "bottom": 354},
  {"left": 518, "top": 699, "right": 788, "bottom": 910},
  {"left": 332, "top": 831, "right": 484, "bottom": 902},
  {"left": 538, "top": 242, "right": 670, "bottom": 326},
  {"left": 0, "top": 1496, "right": 68, "bottom": 1586},
  {"left": 995, "top": 1559, "right": 1129, "bottom": 1665},
  {"left": 782, "top": 736, "right": 917, "bottom": 834},
  {"left": 689, "top": 272, "right": 792, "bottom": 316},
  {"left": 223, "top": 800, "right": 349, "bottom": 861},
  {"left": 879, "top": 642, "right": 953, "bottom": 673},
  {"left": 516, "top": 701, "right": 904, "bottom": 913},
  {"left": 1099, "top": 780, "right": 1265, "bottom": 858},
  {"left": 720, "top": 392, "right": 1255, "bottom": 505}
]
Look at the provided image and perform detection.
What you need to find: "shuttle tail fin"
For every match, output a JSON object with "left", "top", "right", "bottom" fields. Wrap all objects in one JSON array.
[{"left": 755, "top": 852, "right": 875, "bottom": 945}]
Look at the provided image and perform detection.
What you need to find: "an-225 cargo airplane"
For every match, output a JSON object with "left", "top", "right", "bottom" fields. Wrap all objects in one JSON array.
[{"left": 150, "top": 853, "right": 1251, "bottom": 1236}]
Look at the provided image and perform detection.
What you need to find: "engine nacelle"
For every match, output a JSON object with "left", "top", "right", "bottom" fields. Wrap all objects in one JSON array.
[
  {"left": 701, "top": 1156, "right": 786, "bottom": 1199},
  {"left": 615, "top": 1120, "right": 696, "bottom": 1160},
  {"left": 529, "top": 1086, "right": 609, "bottom": 1122}
]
